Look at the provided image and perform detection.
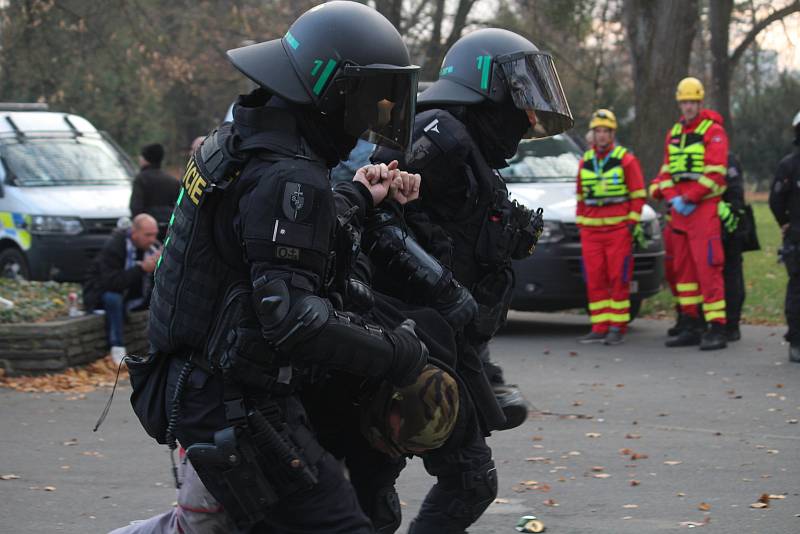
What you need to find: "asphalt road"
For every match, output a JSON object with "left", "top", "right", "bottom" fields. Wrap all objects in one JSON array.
[{"left": 1, "top": 312, "right": 798, "bottom": 533}]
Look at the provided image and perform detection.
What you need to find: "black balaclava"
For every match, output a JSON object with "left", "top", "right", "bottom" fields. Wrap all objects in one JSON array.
[
  {"left": 461, "top": 96, "right": 531, "bottom": 169},
  {"left": 233, "top": 88, "right": 358, "bottom": 168}
]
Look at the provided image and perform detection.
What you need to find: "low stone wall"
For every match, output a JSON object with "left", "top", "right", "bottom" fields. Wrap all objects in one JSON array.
[{"left": 0, "top": 311, "right": 148, "bottom": 376}]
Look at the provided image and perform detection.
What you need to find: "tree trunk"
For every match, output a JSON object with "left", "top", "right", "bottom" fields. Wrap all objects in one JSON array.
[
  {"left": 623, "top": 0, "right": 699, "bottom": 180},
  {"left": 709, "top": 0, "right": 734, "bottom": 134}
]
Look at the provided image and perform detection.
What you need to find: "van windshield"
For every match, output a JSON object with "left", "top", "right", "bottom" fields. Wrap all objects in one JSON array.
[
  {"left": 0, "top": 135, "right": 132, "bottom": 186},
  {"left": 503, "top": 134, "right": 582, "bottom": 183}
]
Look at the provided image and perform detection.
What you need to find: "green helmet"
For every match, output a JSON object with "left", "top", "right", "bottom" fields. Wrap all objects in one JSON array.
[{"left": 361, "top": 365, "right": 460, "bottom": 458}]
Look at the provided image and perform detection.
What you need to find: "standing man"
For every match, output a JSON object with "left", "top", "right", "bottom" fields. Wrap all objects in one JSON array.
[
  {"left": 130, "top": 143, "right": 180, "bottom": 239},
  {"left": 576, "top": 109, "right": 646, "bottom": 345},
  {"left": 651, "top": 77, "right": 729, "bottom": 350},
  {"left": 141, "top": 2, "right": 426, "bottom": 531},
  {"left": 769, "top": 110, "right": 800, "bottom": 363},
  {"left": 375, "top": 29, "right": 572, "bottom": 433},
  {"left": 720, "top": 153, "right": 747, "bottom": 341}
]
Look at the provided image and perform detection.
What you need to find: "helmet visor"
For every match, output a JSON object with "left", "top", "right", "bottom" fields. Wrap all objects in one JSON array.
[
  {"left": 340, "top": 64, "right": 420, "bottom": 152},
  {"left": 497, "top": 52, "right": 573, "bottom": 138}
]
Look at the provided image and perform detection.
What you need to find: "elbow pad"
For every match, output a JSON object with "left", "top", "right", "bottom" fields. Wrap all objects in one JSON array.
[
  {"left": 253, "top": 276, "right": 423, "bottom": 383},
  {"left": 364, "top": 211, "right": 453, "bottom": 304}
]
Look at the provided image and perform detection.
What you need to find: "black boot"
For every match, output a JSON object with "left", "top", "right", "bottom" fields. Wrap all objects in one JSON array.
[
  {"left": 700, "top": 322, "right": 728, "bottom": 351},
  {"left": 494, "top": 384, "right": 530, "bottom": 430},
  {"left": 725, "top": 324, "right": 741, "bottom": 342},
  {"left": 665, "top": 316, "right": 703, "bottom": 347},
  {"left": 790, "top": 344, "right": 800, "bottom": 363},
  {"left": 667, "top": 313, "right": 689, "bottom": 337}
]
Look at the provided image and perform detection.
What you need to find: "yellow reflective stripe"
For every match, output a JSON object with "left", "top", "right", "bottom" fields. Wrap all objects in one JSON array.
[
  {"left": 705, "top": 310, "right": 726, "bottom": 321},
  {"left": 678, "top": 295, "right": 704, "bottom": 305},
  {"left": 589, "top": 299, "right": 613, "bottom": 311},
  {"left": 703, "top": 165, "right": 727, "bottom": 175},
  {"left": 610, "top": 300, "right": 630, "bottom": 310},
  {"left": 695, "top": 119, "right": 713, "bottom": 134},
  {"left": 576, "top": 215, "right": 630, "bottom": 226},
  {"left": 629, "top": 189, "right": 646, "bottom": 199},
  {"left": 698, "top": 175, "right": 725, "bottom": 193},
  {"left": 660, "top": 164, "right": 670, "bottom": 173},
  {"left": 584, "top": 149, "right": 595, "bottom": 160},
  {"left": 659, "top": 179, "right": 675, "bottom": 189},
  {"left": 648, "top": 183, "right": 659, "bottom": 196},
  {"left": 704, "top": 300, "right": 726, "bottom": 311},
  {"left": 671, "top": 123, "right": 683, "bottom": 136},
  {"left": 576, "top": 193, "right": 584, "bottom": 201},
  {"left": 591, "top": 312, "right": 631, "bottom": 323},
  {"left": 676, "top": 282, "right": 699, "bottom": 292},
  {"left": 628, "top": 211, "right": 641, "bottom": 222}
]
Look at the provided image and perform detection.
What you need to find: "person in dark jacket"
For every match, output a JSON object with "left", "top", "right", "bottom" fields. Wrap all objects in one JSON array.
[
  {"left": 130, "top": 143, "right": 180, "bottom": 237},
  {"left": 83, "top": 214, "right": 160, "bottom": 363},
  {"left": 770, "top": 111, "right": 800, "bottom": 363}
]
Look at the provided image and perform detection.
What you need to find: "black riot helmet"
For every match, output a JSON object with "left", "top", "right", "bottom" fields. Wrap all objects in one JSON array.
[
  {"left": 418, "top": 28, "right": 573, "bottom": 138},
  {"left": 227, "top": 1, "right": 419, "bottom": 152}
]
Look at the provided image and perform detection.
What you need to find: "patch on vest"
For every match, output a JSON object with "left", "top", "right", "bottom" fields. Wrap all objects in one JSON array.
[
  {"left": 282, "top": 182, "right": 314, "bottom": 222},
  {"left": 276, "top": 246, "right": 300, "bottom": 261}
]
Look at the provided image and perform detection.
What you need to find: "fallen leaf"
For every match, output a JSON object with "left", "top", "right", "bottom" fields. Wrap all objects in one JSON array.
[
  {"left": 625, "top": 433, "right": 641, "bottom": 439},
  {"left": 616, "top": 384, "right": 625, "bottom": 388},
  {"left": 567, "top": 451, "right": 581, "bottom": 456},
  {"left": 43, "top": 486, "right": 56, "bottom": 492},
  {"left": 0, "top": 474, "right": 20, "bottom": 480},
  {"left": 786, "top": 419, "right": 798, "bottom": 424},
  {"left": 593, "top": 473, "right": 611, "bottom": 479},
  {"left": 767, "top": 450, "right": 779, "bottom": 454},
  {"left": 677, "top": 492, "right": 686, "bottom": 497},
  {"left": 591, "top": 466, "right": 605, "bottom": 472},
  {"left": 750, "top": 502, "right": 768, "bottom": 509},
  {"left": 531, "top": 436, "right": 543, "bottom": 442},
  {"left": 619, "top": 448, "right": 633, "bottom": 455},
  {"left": 585, "top": 432, "right": 602, "bottom": 438},
  {"left": 698, "top": 502, "right": 711, "bottom": 511},
  {"left": 664, "top": 460, "right": 683, "bottom": 466},
  {"left": 523, "top": 480, "right": 538, "bottom": 486},
  {"left": 569, "top": 351, "right": 578, "bottom": 357},
  {"left": 493, "top": 498, "right": 510, "bottom": 504},
  {"left": 622, "top": 504, "right": 638, "bottom": 509},
  {"left": 62, "top": 439, "right": 78, "bottom": 446},
  {"left": 631, "top": 453, "right": 649, "bottom": 460},
  {"left": 630, "top": 480, "right": 641, "bottom": 486},
  {"left": 572, "top": 400, "right": 583, "bottom": 406},
  {"left": 543, "top": 498, "right": 558, "bottom": 507},
  {"left": 679, "top": 517, "right": 710, "bottom": 527},
  {"left": 525, "top": 457, "right": 550, "bottom": 463},
  {"left": 400, "top": 500, "right": 407, "bottom": 507},
  {"left": 768, "top": 494, "right": 786, "bottom": 500}
]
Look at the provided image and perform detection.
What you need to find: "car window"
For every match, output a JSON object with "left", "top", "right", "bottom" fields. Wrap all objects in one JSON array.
[
  {"left": 0, "top": 135, "right": 132, "bottom": 186},
  {"left": 503, "top": 134, "right": 583, "bottom": 183}
]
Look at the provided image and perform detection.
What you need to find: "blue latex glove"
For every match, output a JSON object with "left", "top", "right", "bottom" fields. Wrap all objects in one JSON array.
[{"left": 671, "top": 196, "right": 697, "bottom": 216}]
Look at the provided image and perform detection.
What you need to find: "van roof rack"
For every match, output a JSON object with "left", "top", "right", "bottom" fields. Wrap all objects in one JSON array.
[{"left": 0, "top": 103, "right": 50, "bottom": 112}]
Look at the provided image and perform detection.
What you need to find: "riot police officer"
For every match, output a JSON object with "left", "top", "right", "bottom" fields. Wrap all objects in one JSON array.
[
  {"left": 374, "top": 28, "right": 572, "bottom": 433},
  {"left": 137, "top": 3, "right": 427, "bottom": 531},
  {"left": 770, "top": 110, "right": 800, "bottom": 363}
]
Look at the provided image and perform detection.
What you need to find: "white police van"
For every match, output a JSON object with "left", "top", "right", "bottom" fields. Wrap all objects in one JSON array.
[{"left": 0, "top": 103, "right": 135, "bottom": 281}]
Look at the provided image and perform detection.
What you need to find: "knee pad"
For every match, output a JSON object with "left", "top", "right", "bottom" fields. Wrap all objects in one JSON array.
[{"left": 422, "top": 460, "right": 498, "bottom": 529}]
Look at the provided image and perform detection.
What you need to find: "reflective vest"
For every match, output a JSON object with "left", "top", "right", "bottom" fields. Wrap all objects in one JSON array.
[
  {"left": 666, "top": 119, "right": 714, "bottom": 182},
  {"left": 579, "top": 146, "right": 629, "bottom": 205}
]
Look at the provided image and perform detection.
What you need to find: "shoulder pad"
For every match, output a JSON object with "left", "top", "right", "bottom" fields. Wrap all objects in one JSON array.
[
  {"left": 406, "top": 109, "right": 471, "bottom": 172},
  {"left": 196, "top": 122, "right": 247, "bottom": 187}
]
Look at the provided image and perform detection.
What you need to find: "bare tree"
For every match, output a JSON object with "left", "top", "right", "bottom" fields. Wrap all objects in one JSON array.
[
  {"left": 708, "top": 0, "right": 800, "bottom": 133},
  {"left": 623, "top": 0, "right": 700, "bottom": 179}
]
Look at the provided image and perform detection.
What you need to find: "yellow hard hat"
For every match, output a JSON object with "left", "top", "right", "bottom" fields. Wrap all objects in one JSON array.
[
  {"left": 676, "top": 77, "right": 704, "bottom": 101},
  {"left": 589, "top": 108, "right": 617, "bottom": 130}
]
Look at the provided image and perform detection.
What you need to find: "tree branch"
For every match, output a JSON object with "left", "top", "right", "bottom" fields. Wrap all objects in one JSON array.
[{"left": 730, "top": 0, "right": 800, "bottom": 67}]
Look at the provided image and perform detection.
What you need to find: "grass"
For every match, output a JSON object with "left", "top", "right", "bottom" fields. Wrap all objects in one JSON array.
[{"left": 640, "top": 201, "right": 786, "bottom": 325}]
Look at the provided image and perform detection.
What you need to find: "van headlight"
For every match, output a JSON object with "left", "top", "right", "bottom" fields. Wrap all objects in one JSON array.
[
  {"left": 29, "top": 215, "right": 84, "bottom": 235},
  {"left": 538, "top": 220, "right": 565, "bottom": 244}
]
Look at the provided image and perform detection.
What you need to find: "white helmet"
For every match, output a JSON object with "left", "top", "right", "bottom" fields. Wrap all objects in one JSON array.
[{"left": 794, "top": 110, "right": 800, "bottom": 129}]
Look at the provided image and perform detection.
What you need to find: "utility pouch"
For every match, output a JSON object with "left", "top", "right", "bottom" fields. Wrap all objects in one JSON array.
[
  {"left": 470, "top": 267, "right": 515, "bottom": 341},
  {"left": 207, "top": 282, "right": 279, "bottom": 389},
  {"left": 185, "top": 426, "right": 278, "bottom": 529},
  {"left": 128, "top": 351, "right": 171, "bottom": 444},
  {"left": 739, "top": 204, "right": 761, "bottom": 252},
  {"left": 476, "top": 191, "right": 543, "bottom": 265}
]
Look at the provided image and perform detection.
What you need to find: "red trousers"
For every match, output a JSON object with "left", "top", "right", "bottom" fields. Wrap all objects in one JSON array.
[
  {"left": 663, "top": 223, "right": 678, "bottom": 304},
  {"left": 670, "top": 208, "right": 726, "bottom": 324},
  {"left": 580, "top": 225, "right": 633, "bottom": 333}
]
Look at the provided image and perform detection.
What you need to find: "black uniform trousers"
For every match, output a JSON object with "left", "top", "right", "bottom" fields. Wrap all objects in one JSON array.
[
  {"left": 723, "top": 236, "right": 745, "bottom": 328},
  {"left": 165, "top": 357, "right": 374, "bottom": 534},
  {"left": 783, "top": 238, "right": 800, "bottom": 344}
]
